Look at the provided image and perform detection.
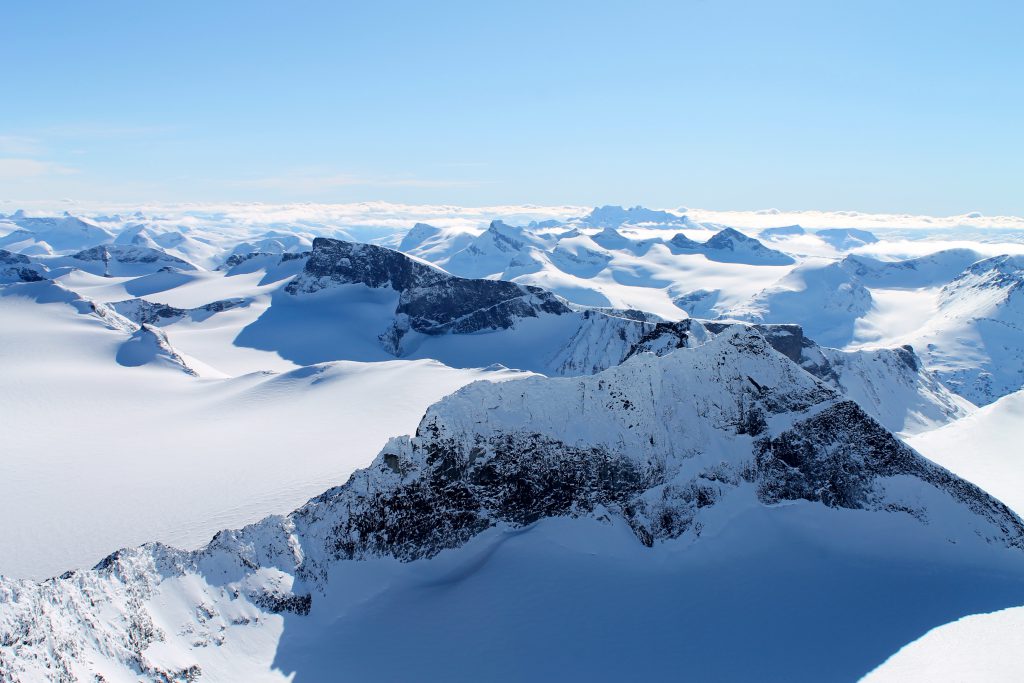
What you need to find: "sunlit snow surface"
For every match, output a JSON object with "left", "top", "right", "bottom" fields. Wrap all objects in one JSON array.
[
  {"left": 3, "top": 202, "right": 1024, "bottom": 681},
  {"left": 0, "top": 288, "right": 529, "bottom": 578}
]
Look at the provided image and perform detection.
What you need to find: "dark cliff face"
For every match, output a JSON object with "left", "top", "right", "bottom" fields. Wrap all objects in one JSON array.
[
  {"left": 703, "top": 322, "right": 805, "bottom": 363},
  {"left": 0, "top": 249, "right": 31, "bottom": 266},
  {"left": 71, "top": 245, "right": 195, "bottom": 270},
  {"left": 0, "top": 249, "right": 46, "bottom": 282},
  {"left": 286, "top": 238, "right": 575, "bottom": 344},
  {"left": 109, "top": 298, "right": 250, "bottom": 326},
  {"left": 288, "top": 238, "right": 449, "bottom": 292}
]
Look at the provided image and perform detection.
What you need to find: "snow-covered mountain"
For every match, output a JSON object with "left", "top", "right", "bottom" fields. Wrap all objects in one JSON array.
[
  {"left": 46, "top": 244, "right": 199, "bottom": 277},
  {"left": 232, "top": 237, "right": 967, "bottom": 435},
  {"left": 3, "top": 204, "right": 1024, "bottom": 681},
  {"left": 113, "top": 224, "right": 224, "bottom": 270},
  {"left": 723, "top": 260, "right": 874, "bottom": 347},
  {"left": 908, "top": 255, "right": 1024, "bottom": 405},
  {"left": 238, "top": 237, "right": 687, "bottom": 374},
  {"left": 0, "top": 211, "right": 115, "bottom": 253},
  {"left": 2, "top": 326, "right": 1022, "bottom": 682},
  {"left": 669, "top": 226, "right": 796, "bottom": 265},
  {"left": 720, "top": 250, "right": 1024, "bottom": 405}
]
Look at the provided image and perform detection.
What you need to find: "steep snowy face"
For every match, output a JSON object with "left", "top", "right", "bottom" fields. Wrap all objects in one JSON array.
[
  {"left": 938, "top": 255, "right": 1023, "bottom": 316},
  {"left": 909, "top": 389, "right": 1024, "bottom": 517},
  {"left": 2, "top": 327, "right": 1021, "bottom": 682},
  {"left": 0, "top": 213, "right": 115, "bottom": 253},
  {"left": 668, "top": 321, "right": 969, "bottom": 435},
  {"left": 841, "top": 249, "right": 985, "bottom": 287},
  {"left": 798, "top": 342, "right": 973, "bottom": 434},
  {"left": 436, "top": 220, "right": 552, "bottom": 279},
  {"left": 701, "top": 227, "right": 796, "bottom": 265},
  {"left": 917, "top": 255, "right": 1024, "bottom": 405},
  {"left": 724, "top": 261, "right": 873, "bottom": 347}
]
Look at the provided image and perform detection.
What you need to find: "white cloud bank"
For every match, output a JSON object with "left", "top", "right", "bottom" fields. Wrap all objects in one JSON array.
[{"left": 3, "top": 200, "right": 1023, "bottom": 236}]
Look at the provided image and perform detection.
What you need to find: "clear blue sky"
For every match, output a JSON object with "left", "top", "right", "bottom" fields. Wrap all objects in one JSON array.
[{"left": 2, "top": 0, "right": 1021, "bottom": 214}]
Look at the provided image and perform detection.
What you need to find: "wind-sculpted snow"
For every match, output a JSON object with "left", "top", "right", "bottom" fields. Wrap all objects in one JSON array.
[
  {"left": 0, "top": 279, "right": 138, "bottom": 335},
  {"left": 723, "top": 261, "right": 874, "bottom": 347},
  {"left": 913, "top": 255, "right": 1024, "bottom": 405},
  {"left": 2, "top": 327, "right": 1022, "bottom": 681},
  {"left": 841, "top": 249, "right": 986, "bottom": 288}
]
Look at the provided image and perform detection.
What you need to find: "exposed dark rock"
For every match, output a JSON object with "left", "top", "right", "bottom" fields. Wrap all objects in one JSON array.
[{"left": 703, "top": 322, "right": 805, "bottom": 363}]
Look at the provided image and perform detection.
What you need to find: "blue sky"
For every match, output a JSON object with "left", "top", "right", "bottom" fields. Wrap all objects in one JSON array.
[{"left": 2, "top": 0, "right": 1022, "bottom": 214}]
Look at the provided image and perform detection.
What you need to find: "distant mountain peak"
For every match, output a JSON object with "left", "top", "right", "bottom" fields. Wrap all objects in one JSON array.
[{"left": 582, "top": 205, "right": 686, "bottom": 228}]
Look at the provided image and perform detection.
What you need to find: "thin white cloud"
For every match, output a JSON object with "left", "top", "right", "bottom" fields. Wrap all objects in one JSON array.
[
  {"left": 3, "top": 200, "right": 1023, "bottom": 238},
  {"left": 38, "top": 123, "right": 178, "bottom": 138},
  {"left": 0, "top": 136, "right": 41, "bottom": 156},
  {"left": 231, "top": 171, "right": 494, "bottom": 193},
  {"left": 678, "top": 207, "right": 1024, "bottom": 231},
  {"left": 0, "top": 158, "right": 79, "bottom": 180}
]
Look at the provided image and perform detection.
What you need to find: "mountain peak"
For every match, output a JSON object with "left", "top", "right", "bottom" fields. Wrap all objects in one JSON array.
[{"left": 582, "top": 205, "right": 685, "bottom": 228}]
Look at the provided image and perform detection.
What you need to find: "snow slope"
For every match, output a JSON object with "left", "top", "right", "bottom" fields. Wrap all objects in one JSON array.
[
  {"left": 864, "top": 605, "right": 1024, "bottom": 682},
  {"left": 0, "top": 283, "right": 528, "bottom": 579},
  {"left": 3, "top": 327, "right": 1023, "bottom": 682},
  {"left": 907, "top": 389, "right": 1024, "bottom": 517},
  {"left": 3, "top": 204, "right": 1024, "bottom": 680},
  {"left": 862, "top": 391, "right": 1024, "bottom": 682},
  {"left": 0, "top": 212, "right": 993, "bottom": 580}
]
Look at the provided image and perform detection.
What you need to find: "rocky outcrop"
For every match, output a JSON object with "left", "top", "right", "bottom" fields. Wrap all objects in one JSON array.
[
  {"left": 110, "top": 298, "right": 250, "bottom": 326},
  {"left": 115, "top": 324, "right": 198, "bottom": 375},
  {"left": 0, "top": 249, "right": 47, "bottom": 283},
  {"left": 69, "top": 245, "right": 197, "bottom": 276},
  {"left": 282, "top": 238, "right": 649, "bottom": 359}
]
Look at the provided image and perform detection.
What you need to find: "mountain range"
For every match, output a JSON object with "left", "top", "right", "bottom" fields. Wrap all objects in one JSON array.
[{"left": 2, "top": 204, "right": 1024, "bottom": 682}]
